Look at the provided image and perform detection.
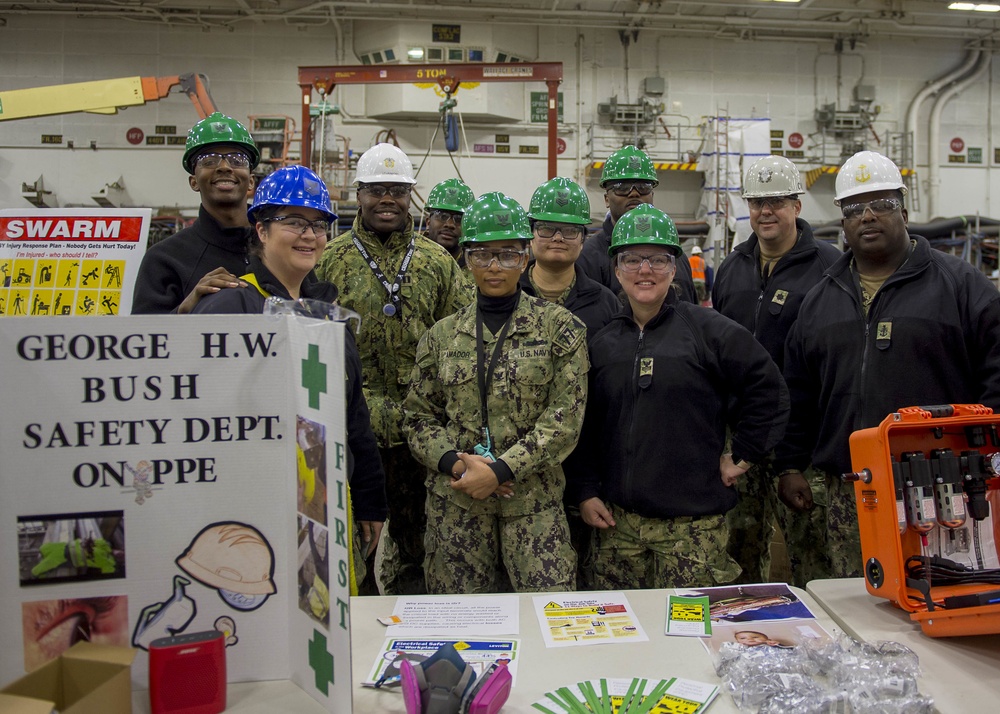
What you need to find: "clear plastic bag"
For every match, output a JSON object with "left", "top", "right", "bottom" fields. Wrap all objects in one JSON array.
[
  {"left": 262, "top": 296, "right": 361, "bottom": 333},
  {"left": 717, "top": 633, "right": 931, "bottom": 714}
]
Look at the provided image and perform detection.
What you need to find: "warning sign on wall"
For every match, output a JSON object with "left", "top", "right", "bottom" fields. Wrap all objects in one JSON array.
[{"left": 0, "top": 208, "right": 150, "bottom": 317}]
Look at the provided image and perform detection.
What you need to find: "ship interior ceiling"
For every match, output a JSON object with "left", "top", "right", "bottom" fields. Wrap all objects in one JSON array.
[
  {"left": 2, "top": 1, "right": 1000, "bottom": 39},
  {"left": 3, "top": 1, "right": 1000, "bottom": 274}
]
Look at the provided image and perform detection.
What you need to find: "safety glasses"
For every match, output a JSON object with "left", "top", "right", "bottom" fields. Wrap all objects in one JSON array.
[
  {"left": 616, "top": 252, "right": 675, "bottom": 273},
  {"left": 605, "top": 181, "right": 655, "bottom": 197},
  {"left": 841, "top": 197, "right": 903, "bottom": 220},
  {"left": 194, "top": 152, "right": 251, "bottom": 169},
  {"left": 360, "top": 184, "right": 412, "bottom": 199},
  {"left": 465, "top": 248, "right": 528, "bottom": 269},
  {"left": 264, "top": 215, "right": 330, "bottom": 236}
]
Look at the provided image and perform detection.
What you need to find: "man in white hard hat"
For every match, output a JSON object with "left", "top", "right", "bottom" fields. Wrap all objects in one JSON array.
[
  {"left": 713, "top": 155, "right": 842, "bottom": 587},
  {"left": 774, "top": 150, "right": 1000, "bottom": 578},
  {"left": 316, "top": 143, "right": 471, "bottom": 595}
]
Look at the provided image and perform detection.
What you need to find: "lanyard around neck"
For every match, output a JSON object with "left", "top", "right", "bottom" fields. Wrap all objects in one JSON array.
[
  {"left": 475, "top": 292, "right": 520, "bottom": 447},
  {"left": 351, "top": 230, "right": 415, "bottom": 317}
]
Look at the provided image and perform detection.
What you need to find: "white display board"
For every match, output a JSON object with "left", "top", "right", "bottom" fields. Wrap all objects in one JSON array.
[
  {"left": 0, "top": 315, "right": 351, "bottom": 712},
  {"left": 0, "top": 207, "right": 151, "bottom": 317}
]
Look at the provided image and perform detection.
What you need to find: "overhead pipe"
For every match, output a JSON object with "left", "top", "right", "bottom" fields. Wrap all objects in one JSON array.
[
  {"left": 576, "top": 32, "right": 584, "bottom": 186},
  {"left": 905, "top": 50, "right": 982, "bottom": 172},
  {"left": 928, "top": 51, "right": 990, "bottom": 218}
]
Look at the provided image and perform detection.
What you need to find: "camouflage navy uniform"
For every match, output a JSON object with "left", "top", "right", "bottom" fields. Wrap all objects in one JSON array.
[
  {"left": 317, "top": 214, "right": 473, "bottom": 594},
  {"left": 404, "top": 294, "right": 589, "bottom": 594}
]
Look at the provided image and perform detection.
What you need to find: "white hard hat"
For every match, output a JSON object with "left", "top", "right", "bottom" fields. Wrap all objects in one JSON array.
[
  {"left": 354, "top": 142, "right": 417, "bottom": 185},
  {"left": 742, "top": 155, "right": 804, "bottom": 199},
  {"left": 835, "top": 150, "right": 907, "bottom": 205},
  {"left": 691, "top": 245, "right": 703, "bottom": 255},
  {"left": 176, "top": 523, "right": 276, "bottom": 596}
]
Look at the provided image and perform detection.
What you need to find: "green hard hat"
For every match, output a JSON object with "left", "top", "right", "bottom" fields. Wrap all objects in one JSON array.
[
  {"left": 527, "top": 177, "right": 592, "bottom": 226},
  {"left": 600, "top": 145, "right": 658, "bottom": 187},
  {"left": 182, "top": 112, "right": 260, "bottom": 174},
  {"left": 609, "top": 204, "right": 681, "bottom": 256},
  {"left": 461, "top": 191, "right": 532, "bottom": 244},
  {"left": 425, "top": 178, "right": 475, "bottom": 213}
]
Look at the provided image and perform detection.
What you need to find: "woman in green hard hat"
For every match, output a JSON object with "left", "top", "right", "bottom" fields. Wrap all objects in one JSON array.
[
  {"left": 404, "top": 192, "right": 589, "bottom": 594},
  {"left": 522, "top": 176, "right": 620, "bottom": 590},
  {"left": 566, "top": 203, "right": 789, "bottom": 590},
  {"left": 575, "top": 144, "right": 698, "bottom": 304},
  {"left": 522, "top": 177, "right": 620, "bottom": 343}
]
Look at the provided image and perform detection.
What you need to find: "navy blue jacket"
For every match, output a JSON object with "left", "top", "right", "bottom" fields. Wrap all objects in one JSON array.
[
  {"left": 775, "top": 234, "right": 1000, "bottom": 475},
  {"left": 712, "top": 218, "right": 842, "bottom": 370}
]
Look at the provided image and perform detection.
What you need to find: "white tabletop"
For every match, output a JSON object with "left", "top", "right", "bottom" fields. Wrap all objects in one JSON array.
[
  {"left": 349, "top": 588, "right": 837, "bottom": 713},
  {"left": 807, "top": 578, "right": 1000, "bottom": 713}
]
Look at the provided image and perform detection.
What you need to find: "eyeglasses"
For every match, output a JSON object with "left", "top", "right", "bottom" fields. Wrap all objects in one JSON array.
[
  {"left": 465, "top": 248, "right": 527, "bottom": 269},
  {"left": 534, "top": 223, "right": 584, "bottom": 241},
  {"left": 747, "top": 196, "right": 794, "bottom": 211},
  {"left": 264, "top": 215, "right": 331, "bottom": 236},
  {"left": 605, "top": 181, "right": 655, "bottom": 197},
  {"left": 841, "top": 197, "right": 903, "bottom": 220},
  {"left": 616, "top": 252, "right": 675, "bottom": 273},
  {"left": 360, "top": 184, "right": 412, "bottom": 199},
  {"left": 428, "top": 210, "right": 462, "bottom": 225},
  {"left": 195, "top": 152, "right": 251, "bottom": 169}
]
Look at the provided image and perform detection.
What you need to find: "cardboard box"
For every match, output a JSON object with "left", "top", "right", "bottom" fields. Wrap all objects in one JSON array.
[{"left": 0, "top": 642, "right": 136, "bottom": 714}]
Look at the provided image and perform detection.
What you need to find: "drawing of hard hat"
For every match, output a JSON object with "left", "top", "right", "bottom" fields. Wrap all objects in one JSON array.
[{"left": 176, "top": 522, "right": 276, "bottom": 611}]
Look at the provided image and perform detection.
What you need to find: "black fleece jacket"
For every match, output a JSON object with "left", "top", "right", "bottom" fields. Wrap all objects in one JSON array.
[
  {"left": 132, "top": 205, "right": 252, "bottom": 314},
  {"left": 712, "top": 218, "right": 842, "bottom": 370},
  {"left": 775, "top": 234, "right": 1000, "bottom": 476},
  {"left": 568, "top": 296, "right": 789, "bottom": 519}
]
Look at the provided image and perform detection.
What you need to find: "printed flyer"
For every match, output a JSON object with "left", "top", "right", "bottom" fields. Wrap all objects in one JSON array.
[{"left": 533, "top": 592, "right": 648, "bottom": 648}]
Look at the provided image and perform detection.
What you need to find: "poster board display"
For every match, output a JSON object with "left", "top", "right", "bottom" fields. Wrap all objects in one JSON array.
[
  {"left": 0, "top": 208, "right": 151, "bottom": 317},
  {"left": 0, "top": 315, "right": 351, "bottom": 712}
]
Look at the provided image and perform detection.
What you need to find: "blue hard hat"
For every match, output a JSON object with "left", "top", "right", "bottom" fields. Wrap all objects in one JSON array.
[{"left": 248, "top": 166, "right": 338, "bottom": 223}]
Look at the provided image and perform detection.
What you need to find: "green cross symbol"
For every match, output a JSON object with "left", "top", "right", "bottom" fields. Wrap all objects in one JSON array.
[
  {"left": 301, "top": 343, "right": 327, "bottom": 409},
  {"left": 308, "top": 629, "right": 335, "bottom": 695}
]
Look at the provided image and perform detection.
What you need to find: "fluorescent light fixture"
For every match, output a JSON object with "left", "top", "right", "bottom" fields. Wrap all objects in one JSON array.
[
  {"left": 407, "top": 47, "right": 424, "bottom": 60},
  {"left": 949, "top": 2, "right": 1000, "bottom": 10}
]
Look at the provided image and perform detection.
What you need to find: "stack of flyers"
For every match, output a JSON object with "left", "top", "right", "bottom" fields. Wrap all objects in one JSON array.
[{"left": 530, "top": 676, "right": 719, "bottom": 713}]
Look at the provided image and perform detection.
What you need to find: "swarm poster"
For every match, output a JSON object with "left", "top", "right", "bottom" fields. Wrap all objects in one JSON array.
[
  {"left": 0, "top": 315, "right": 352, "bottom": 712},
  {"left": 0, "top": 207, "right": 150, "bottom": 317}
]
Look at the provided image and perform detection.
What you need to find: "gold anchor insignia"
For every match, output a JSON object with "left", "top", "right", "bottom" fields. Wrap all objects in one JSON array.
[{"left": 856, "top": 164, "right": 871, "bottom": 183}]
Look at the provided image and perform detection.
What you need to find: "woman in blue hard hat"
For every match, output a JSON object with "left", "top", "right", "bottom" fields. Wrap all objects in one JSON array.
[
  {"left": 192, "top": 165, "right": 336, "bottom": 311},
  {"left": 191, "top": 166, "right": 387, "bottom": 593},
  {"left": 567, "top": 204, "right": 788, "bottom": 590}
]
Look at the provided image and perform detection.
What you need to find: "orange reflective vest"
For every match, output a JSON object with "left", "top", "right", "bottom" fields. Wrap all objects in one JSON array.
[{"left": 690, "top": 254, "right": 706, "bottom": 282}]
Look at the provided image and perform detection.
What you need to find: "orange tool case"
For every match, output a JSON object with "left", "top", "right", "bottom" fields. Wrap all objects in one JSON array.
[{"left": 849, "top": 404, "right": 1000, "bottom": 637}]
